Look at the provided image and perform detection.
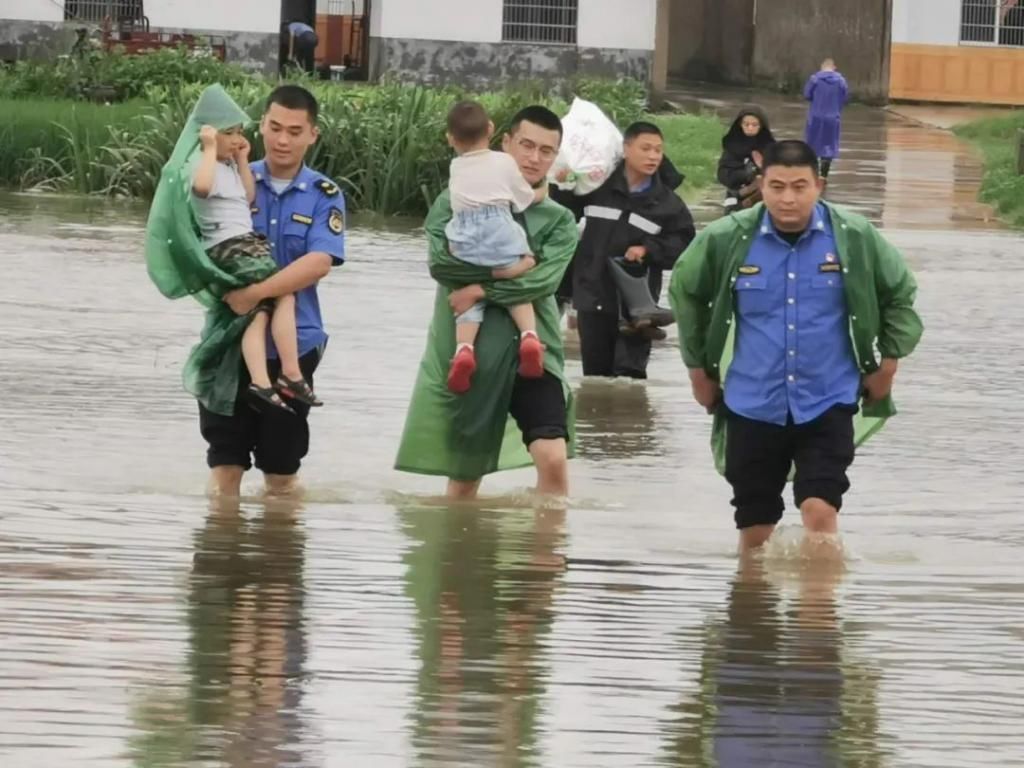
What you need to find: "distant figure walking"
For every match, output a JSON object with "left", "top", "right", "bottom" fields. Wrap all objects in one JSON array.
[{"left": 803, "top": 58, "right": 849, "bottom": 181}]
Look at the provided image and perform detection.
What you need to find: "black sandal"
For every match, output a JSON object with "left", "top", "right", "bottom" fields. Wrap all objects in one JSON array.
[
  {"left": 276, "top": 375, "right": 323, "bottom": 407},
  {"left": 247, "top": 384, "right": 296, "bottom": 414}
]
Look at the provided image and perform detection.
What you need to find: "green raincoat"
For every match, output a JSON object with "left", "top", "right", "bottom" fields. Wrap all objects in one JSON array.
[
  {"left": 144, "top": 84, "right": 265, "bottom": 416},
  {"left": 669, "top": 202, "right": 923, "bottom": 475},
  {"left": 394, "top": 191, "right": 578, "bottom": 481}
]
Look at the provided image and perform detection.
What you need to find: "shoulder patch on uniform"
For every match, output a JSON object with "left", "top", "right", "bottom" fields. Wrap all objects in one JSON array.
[
  {"left": 738, "top": 265, "right": 761, "bottom": 275},
  {"left": 317, "top": 179, "right": 340, "bottom": 197},
  {"left": 819, "top": 262, "right": 842, "bottom": 273},
  {"left": 291, "top": 213, "right": 313, "bottom": 225},
  {"left": 328, "top": 207, "right": 344, "bottom": 235}
]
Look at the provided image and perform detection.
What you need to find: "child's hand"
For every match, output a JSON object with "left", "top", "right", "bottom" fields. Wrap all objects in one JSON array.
[
  {"left": 199, "top": 125, "right": 218, "bottom": 149},
  {"left": 492, "top": 254, "right": 536, "bottom": 280},
  {"left": 234, "top": 136, "right": 251, "bottom": 163}
]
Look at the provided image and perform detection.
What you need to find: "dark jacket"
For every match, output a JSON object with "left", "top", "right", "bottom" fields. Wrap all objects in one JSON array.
[
  {"left": 717, "top": 105, "right": 776, "bottom": 192},
  {"left": 556, "top": 157, "right": 695, "bottom": 314}
]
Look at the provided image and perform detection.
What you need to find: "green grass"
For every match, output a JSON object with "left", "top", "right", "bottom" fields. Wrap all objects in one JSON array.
[
  {"left": 954, "top": 111, "right": 1024, "bottom": 228},
  {"left": 0, "top": 86, "right": 723, "bottom": 214},
  {"left": 0, "top": 99, "right": 152, "bottom": 193},
  {"left": 652, "top": 111, "right": 724, "bottom": 202}
]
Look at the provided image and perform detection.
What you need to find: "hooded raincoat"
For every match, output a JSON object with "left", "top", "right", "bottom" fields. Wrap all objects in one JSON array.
[
  {"left": 804, "top": 70, "right": 849, "bottom": 160},
  {"left": 144, "top": 85, "right": 269, "bottom": 417}
]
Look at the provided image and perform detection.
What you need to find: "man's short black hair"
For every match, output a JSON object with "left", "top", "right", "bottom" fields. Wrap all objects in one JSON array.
[
  {"left": 762, "top": 139, "right": 819, "bottom": 175},
  {"left": 266, "top": 84, "right": 319, "bottom": 123},
  {"left": 624, "top": 121, "right": 663, "bottom": 142},
  {"left": 507, "top": 105, "right": 563, "bottom": 141}
]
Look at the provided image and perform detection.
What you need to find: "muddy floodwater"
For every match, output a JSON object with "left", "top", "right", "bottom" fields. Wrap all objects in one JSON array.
[{"left": 1, "top": 89, "right": 1022, "bottom": 767}]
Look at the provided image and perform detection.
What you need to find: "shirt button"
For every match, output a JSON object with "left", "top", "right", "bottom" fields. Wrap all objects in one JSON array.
[
  {"left": 789, "top": 350, "right": 796, "bottom": 356},
  {"left": 788, "top": 324, "right": 795, "bottom": 330},
  {"left": 271, "top": 218, "right": 277, "bottom": 225},
  {"left": 788, "top": 375, "right": 796, "bottom": 382},
  {"left": 788, "top": 272, "right": 795, "bottom": 280},
  {"left": 788, "top": 298, "right": 795, "bottom": 305}
]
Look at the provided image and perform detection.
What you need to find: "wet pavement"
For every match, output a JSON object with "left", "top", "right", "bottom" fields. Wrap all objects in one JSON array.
[{"left": 1, "top": 89, "right": 1023, "bottom": 767}]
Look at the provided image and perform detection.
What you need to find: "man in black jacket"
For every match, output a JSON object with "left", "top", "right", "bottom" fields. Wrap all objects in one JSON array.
[{"left": 559, "top": 122, "right": 696, "bottom": 379}]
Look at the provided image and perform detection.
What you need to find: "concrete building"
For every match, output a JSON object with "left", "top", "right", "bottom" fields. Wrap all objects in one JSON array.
[
  {"left": 890, "top": 0, "right": 1024, "bottom": 104},
  {"left": 367, "top": 0, "right": 657, "bottom": 87},
  {"left": 1, "top": 0, "right": 282, "bottom": 73},
  {"left": 653, "top": 0, "right": 894, "bottom": 104}
]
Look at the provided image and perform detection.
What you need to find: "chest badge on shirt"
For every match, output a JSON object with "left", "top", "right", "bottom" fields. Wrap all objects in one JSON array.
[
  {"left": 328, "top": 207, "right": 345, "bottom": 235},
  {"left": 819, "top": 262, "right": 842, "bottom": 273},
  {"left": 291, "top": 213, "right": 313, "bottom": 225},
  {"left": 738, "top": 265, "right": 761, "bottom": 275}
]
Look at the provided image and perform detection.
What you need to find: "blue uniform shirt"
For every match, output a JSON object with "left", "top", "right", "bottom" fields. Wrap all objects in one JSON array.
[
  {"left": 724, "top": 203, "right": 860, "bottom": 426},
  {"left": 250, "top": 161, "right": 345, "bottom": 358}
]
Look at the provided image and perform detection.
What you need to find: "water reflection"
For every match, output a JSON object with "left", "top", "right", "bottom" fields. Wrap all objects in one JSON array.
[
  {"left": 574, "top": 379, "right": 661, "bottom": 459},
  {"left": 401, "top": 504, "right": 567, "bottom": 767},
  {"left": 131, "top": 499, "right": 310, "bottom": 767},
  {"left": 667, "top": 546, "right": 886, "bottom": 767}
]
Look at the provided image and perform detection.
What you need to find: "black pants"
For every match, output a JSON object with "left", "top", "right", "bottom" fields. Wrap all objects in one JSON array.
[
  {"left": 724, "top": 405, "right": 856, "bottom": 530},
  {"left": 198, "top": 347, "right": 321, "bottom": 475},
  {"left": 508, "top": 371, "right": 569, "bottom": 446},
  {"left": 576, "top": 311, "right": 652, "bottom": 379}
]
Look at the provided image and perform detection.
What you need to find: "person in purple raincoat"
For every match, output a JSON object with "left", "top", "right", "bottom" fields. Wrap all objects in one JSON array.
[{"left": 803, "top": 59, "right": 849, "bottom": 182}]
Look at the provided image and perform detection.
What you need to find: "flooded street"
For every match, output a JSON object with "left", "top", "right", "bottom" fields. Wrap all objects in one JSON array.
[{"left": 2, "top": 94, "right": 1023, "bottom": 766}]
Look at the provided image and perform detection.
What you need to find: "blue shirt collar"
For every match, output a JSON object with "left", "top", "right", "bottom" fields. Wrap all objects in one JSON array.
[
  {"left": 759, "top": 202, "right": 829, "bottom": 240},
  {"left": 250, "top": 161, "right": 317, "bottom": 194}
]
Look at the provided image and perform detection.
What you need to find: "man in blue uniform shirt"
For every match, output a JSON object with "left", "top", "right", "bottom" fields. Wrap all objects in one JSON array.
[{"left": 201, "top": 85, "right": 345, "bottom": 497}]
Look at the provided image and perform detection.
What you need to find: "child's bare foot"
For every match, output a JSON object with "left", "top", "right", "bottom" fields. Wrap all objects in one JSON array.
[
  {"left": 518, "top": 332, "right": 544, "bottom": 378},
  {"left": 276, "top": 375, "right": 323, "bottom": 407},
  {"left": 447, "top": 345, "right": 476, "bottom": 394}
]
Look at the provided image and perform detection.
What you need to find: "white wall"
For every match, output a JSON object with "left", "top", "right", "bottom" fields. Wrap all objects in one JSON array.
[
  {"left": 4, "top": 0, "right": 62, "bottom": 22},
  {"left": 375, "top": 0, "right": 502, "bottom": 43},
  {"left": 578, "top": 0, "right": 657, "bottom": 50},
  {"left": 147, "top": 0, "right": 281, "bottom": 34},
  {"left": 891, "top": 0, "right": 961, "bottom": 45}
]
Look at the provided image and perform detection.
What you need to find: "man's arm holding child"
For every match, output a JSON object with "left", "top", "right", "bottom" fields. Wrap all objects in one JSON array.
[{"left": 224, "top": 194, "right": 342, "bottom": 315}]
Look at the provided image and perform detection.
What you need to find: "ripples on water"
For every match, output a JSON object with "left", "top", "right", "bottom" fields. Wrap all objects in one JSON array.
[{"left": 2, "top": 94, "right": 1024, "bottom": 767}]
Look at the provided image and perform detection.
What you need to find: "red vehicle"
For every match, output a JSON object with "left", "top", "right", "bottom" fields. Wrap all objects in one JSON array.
[{"left": 68, "top": 0, "right": 228, "bottom": 60}]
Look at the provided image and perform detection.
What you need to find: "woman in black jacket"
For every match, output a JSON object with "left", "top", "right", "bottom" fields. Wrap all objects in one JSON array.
[{"left": 717, "top": 105, "right": 775, "bottom": 211}]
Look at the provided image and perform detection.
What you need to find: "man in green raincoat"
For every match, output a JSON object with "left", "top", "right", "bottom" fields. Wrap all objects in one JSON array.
[
  {"left": 670, "top": 140, "right": 923, "bottom": 551},
  {"left": 394, "top": 106, "right": 578, "bottom": 499}
]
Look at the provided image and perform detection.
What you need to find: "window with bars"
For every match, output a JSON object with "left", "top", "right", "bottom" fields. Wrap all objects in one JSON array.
[
  {"left": 502, "top": 0, "right": 579, "bottom": 46},
  {"left": 960, "top": 0, "right": 1024, "bottom": 46},
  {"left": 63, "top": 1, "right": 144, "bottom": 24}
]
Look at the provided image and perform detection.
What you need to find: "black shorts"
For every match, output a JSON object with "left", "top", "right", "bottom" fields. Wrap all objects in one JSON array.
[
  {"left": 198, "top": 347, "right": 322, "bottom": 475},
  {"left": 508, "top": 371, "right": 568, "bottom": 447},
  {"left": 724, "top": 404, "right": 856, "bottom": 530}
]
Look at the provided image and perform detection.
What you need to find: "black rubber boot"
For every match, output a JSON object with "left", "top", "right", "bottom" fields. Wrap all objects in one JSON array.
[{"left": 609, "top": 257, "right": 675, "bottom": 328}]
